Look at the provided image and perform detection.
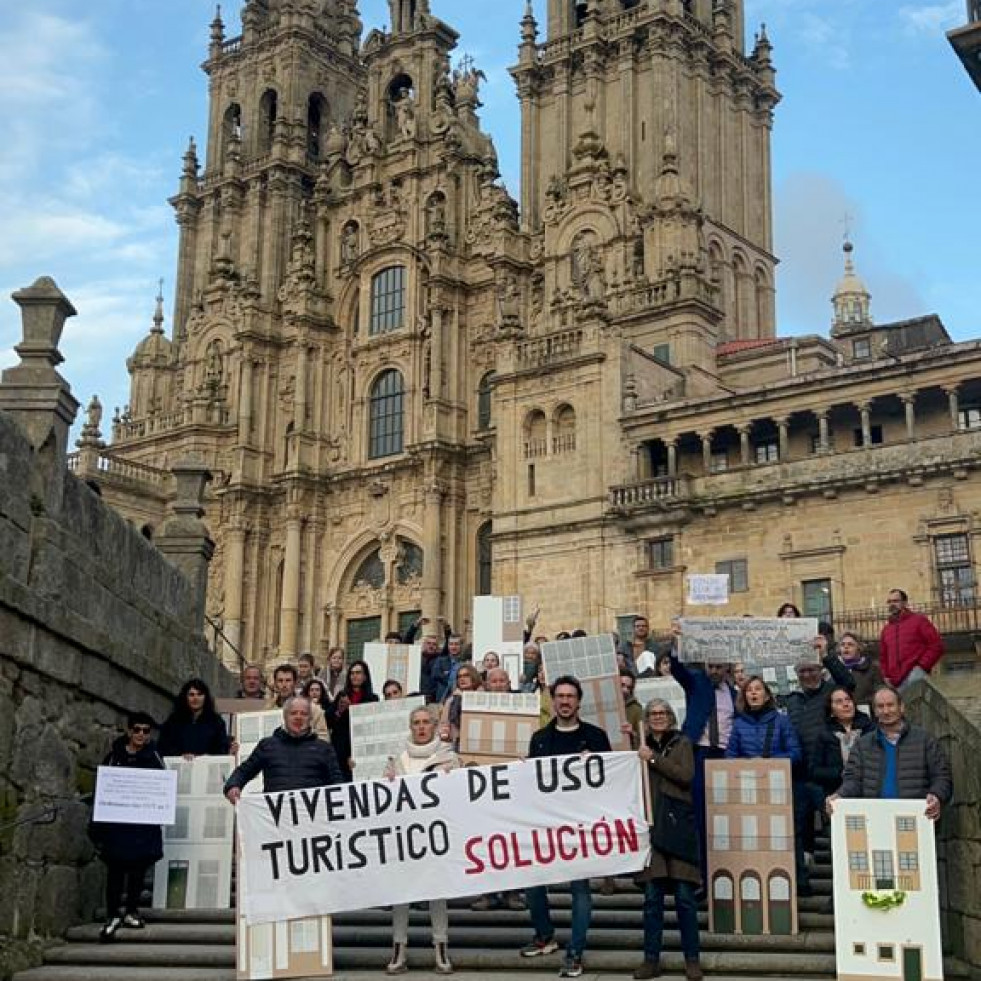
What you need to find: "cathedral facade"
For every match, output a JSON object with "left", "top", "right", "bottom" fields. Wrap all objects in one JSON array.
[{"left": 87, "top": 0, "right": 981, "bottom": 667}]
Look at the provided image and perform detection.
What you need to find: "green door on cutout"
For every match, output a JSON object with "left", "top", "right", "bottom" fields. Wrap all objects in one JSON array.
[{"left": 902, "top": 947, "right": 923, "bottom": 981}]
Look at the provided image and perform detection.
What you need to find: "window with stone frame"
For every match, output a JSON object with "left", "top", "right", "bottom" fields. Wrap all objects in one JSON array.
[
  {"left": 754, "top": 439, "right": 779, "bottom": 463},
  {"left": 368, "top": 369, "right": 404, "bottom": 459},
  {"left": 648, "top": 537, "right": 674, "bottom": 570},
  {"left": 476, "top": 522, "right": 493, "bottom": 596},
  {"left": 477, "top": 372, "right": 495, "bottom": 430},
  {"left": 369, "top": 266, "right": 407, "bottom": 335},
  {"left": 353, "top": 548, "right": 385, "bottom": 589},
  {"left": 933, "top": 532, "right": 975, "bottom": 606},
  {"left": 716, "top": 558, "right": 748, "bottom": 592},
  {"left": 959, "top": 402, "right": 981, "bottom": 430},
  {"left": 395, "top": 539, "right": 423, "bottom": 584},
  {"left": 852, "top": 337, "right": 871, "bottom": 359}
]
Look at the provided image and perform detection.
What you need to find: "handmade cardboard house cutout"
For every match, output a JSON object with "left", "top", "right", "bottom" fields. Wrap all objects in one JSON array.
[
  {"left": 153, "top": 755, "right": 235, "bottom": 909},
  {"left": 831, "top": 799, "right": 943, "bottom": 981},
  {"left": 233, "top": 712, "right": 332, "bottom": 979},
  {"left": 458, "top": 691, "right": 541, "bottom": 765},
  {"left": 705, "top": 759, "right": 798, "bottom": 936},
  {"left": 350, "top": 695, "right": 425, "bottom": 779},
  {"left": 472, "top": 595, "right": 525, "bottom": 683},
  {"left": 363, "top": 642, "right": 422, "bottom": 696}
]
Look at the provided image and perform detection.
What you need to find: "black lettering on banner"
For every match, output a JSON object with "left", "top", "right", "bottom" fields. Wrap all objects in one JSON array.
[
  {"left": 286, "top": 838, "right": 310, "bottom": 875},
  {"left": 406, "top": 823, "right": 428, "bottom": 860},
  {"left": 347, "top": 782, "right": 370, "bottom": 820},
  {"left": 288, "top": 793, "right": 299, "bottom": 826},
  {"left": 324, "top": 784, "right": 345, "bottom": 822},
  {"left": 429, "top": 820, "right": 449, "bottom": 856},
  {"left": 300, "top": 787, "right": 320, "bottom": 820},
  {"left": 419, "top": 772, "right": 441, "bottom": 808},
  {"left": 395, "top": 781, "right": 419, "bottom": 812},
  {"left": 584, "top": 754, "right": 605, "bottom": 788},
  {"left": 262, "top": 840, "right": 284, "bottom": 879},
  {"left": 265, "top": 794, "right": 285, "bottom": 828},
  {"left": 561, "top": 756, "right": 582, "bottom": 791},
  {"left": 489, "top": 764, "right": 511, "bottom": 801},
  {"left": 311, "top": 833, "right": 333, "bottom": 872},
  {"left": 467, "top": 767, "right": 487, "bottom": 801},
  {"left": 348, "top": 829, "right": 368, "bottom": 869},
  {"left": 372, "top": 781, "right": 393, "bottom": 816},
  {"left": 536, "top": 756, "right": 595, "bottom": 794},
  {"left": 368, "top": 825, "right": 392, "bottom": 862}
]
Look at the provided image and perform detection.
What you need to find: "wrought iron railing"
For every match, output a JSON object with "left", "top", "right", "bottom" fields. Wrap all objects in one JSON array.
[{"left": 834, "top": 598, "right": 981, "bottom": 645}]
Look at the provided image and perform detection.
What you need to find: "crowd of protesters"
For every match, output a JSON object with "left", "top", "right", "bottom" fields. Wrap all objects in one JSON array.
[{"left": 89, "top": 590, "right": 953, "bottom": 978}]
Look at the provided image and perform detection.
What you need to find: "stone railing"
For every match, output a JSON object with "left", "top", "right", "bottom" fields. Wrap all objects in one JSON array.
[
  {"left": 115, "top": 404, "right": 231, "bottom": 440},
  {"left": 221, "top": 35, "right": 242, "bottom": 54},
  {"left": 553, "top": 432, "right": 577, "bottom": 454},
  {"left": 68, "top": 450, "right": 170, "bottom": 489},
  {"left": 904, "top": 682, "right": 981, "bottom": 973},
  {"left": 516, "top": 329, "right": 583, "bottom": 368},
  {"left": 524, "top": 437, "right": 548, "bottom": 459},
  {"left": 609, "top": 475, "right": 690, "bottom": 509}
]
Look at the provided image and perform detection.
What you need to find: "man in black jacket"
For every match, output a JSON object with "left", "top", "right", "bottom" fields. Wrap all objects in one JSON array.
[
  {"left": 520, "top": 676, "right": 611, "bottom": 979},
  {"left": 224, "top": 697, "right": 345, "bottom": 801}
]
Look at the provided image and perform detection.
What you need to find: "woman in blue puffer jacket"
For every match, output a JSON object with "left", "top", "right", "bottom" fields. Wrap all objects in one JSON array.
[{"left": 726, "top": 676, "right": 802, "bottom": 763}]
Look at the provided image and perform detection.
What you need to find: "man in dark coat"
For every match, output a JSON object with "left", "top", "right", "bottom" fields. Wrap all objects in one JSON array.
[
  {"left": 89, "top": 711, "right": 166, "bottom": 941},
  {"left": 784, "top": 634, "right": 855, "bottom": 894},
  {"left": 520, "top": 676, "right": 611, "bottom": 979},
  {"left": 224, "top": 697, "right": 344, "bottom": 801},
  {"left": 830, "top": 686, "right": 952, "bottom": 818}
]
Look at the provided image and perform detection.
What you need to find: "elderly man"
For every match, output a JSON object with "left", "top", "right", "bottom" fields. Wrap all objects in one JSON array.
[
  {"left": 485, "top": 667, "right": 514, "bottom": 693},
  {"left": 236, "top": 664, "right": 266, "bottom": 700},
  {"left": 224, "top": 697, "right": 345, "bottom": 802},
  {"left": 785, "top": 634, "right": 855, "bottom": 894},
  {"left": 879, "top": 589, "right": 944, "bottom": 691},
  {"left": 828, "top": 686, "right": 952, "bottom": 818}
]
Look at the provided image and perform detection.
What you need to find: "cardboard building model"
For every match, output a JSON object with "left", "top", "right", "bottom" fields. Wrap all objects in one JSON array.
[
  {"left": 362, "top": 642, "right": 422, "bottom": 697},
  {"left": 458, "top": 691, "right": 541, "bottom": 765},
  {"left": 350, "top": 695, "right": 425, "bottom": 780},
  {"left": 233, "top": 711, "right": 333, "bottom": 980},
  {"left": 472, "top": 595, "right": 525, "bottom": 685},
  {"left": 705, "top": 759, "right": 798, "bottom": 936},
  {"left": 831, "top": 799, "right": 943, "bottom": 981}
]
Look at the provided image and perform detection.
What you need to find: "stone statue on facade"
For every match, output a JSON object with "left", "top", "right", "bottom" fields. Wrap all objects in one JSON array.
[
  {"left": 571, "top": 232, "right": 606, "bottom": 304},
  {"left": 394, "top": 88, "right": 417, "bottom": 140}
]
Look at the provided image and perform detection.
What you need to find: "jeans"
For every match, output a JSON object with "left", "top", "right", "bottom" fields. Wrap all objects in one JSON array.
[
  {"left": 526, "top": 879, "right": 592, "bottom": 956},
  {"left": 392, "top": 900, "right": 448, "bottom": 945},
  {"left": 692, "top": 746, "right": 725, "bottom": 882},
  {"left": 643, "top": 879, "right": 700, "bottom": 962}
]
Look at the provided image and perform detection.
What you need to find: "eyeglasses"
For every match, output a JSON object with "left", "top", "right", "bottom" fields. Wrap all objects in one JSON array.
[
  {"left": 130, "top": 725, "right": 152, "bottom": 734},
  {"left": 647, "top": 711, "right": 670, "bottom": 718}
]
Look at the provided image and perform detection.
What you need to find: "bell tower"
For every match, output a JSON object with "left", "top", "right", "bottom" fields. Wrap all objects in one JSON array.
[{"left": 513, "top": 0, "right": 779, "bottom": 339}]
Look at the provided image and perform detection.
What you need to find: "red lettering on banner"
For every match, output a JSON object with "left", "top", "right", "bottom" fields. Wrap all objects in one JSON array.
[
  {"left": 487, "top": 834, "right": 509, "bottom": 870},
  {"left": 614, "top": 817, "right": 640, "bottom": 853},
  {"left": 510, "top": 832, "right": 532, "bottom": 868},
  {"left": 556, "top": 825, "right": 577, "bottom": 861},
  {"left": 532, "top": 827, "right": 556, "bottom": 864},
  {"left": 463, "top": 836, "right": 485, "bottom": 874}
]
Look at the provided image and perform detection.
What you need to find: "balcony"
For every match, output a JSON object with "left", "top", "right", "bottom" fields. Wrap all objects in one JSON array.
[
  {"left": 516, "top": 329, "right": 583, "bottom": 369},
  {"left": 609, "top": 476, "right": 690, "bottom": 510}
]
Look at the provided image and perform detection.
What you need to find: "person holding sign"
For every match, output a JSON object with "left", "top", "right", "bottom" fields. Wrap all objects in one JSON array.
[
  {"left": 520, "top": 675, "right": 612, "bottom": 979},
  {"left": 384, "top": 705, "right": 459, "bottom": 975},
  {"left": 89, "top": 711, "right": 165, "bottom": 942},
  {"left": 634, "top": 699, "right": 702, "bottom": 981},
  {"left": 223, "top": 697, "right": 344, "bottom": 801}
]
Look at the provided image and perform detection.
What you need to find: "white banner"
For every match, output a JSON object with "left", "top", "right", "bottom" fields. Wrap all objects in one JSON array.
[
  {"left": 94, "top": 766, "right": 178, "bottom": 825},
  {"left": 686, "top": 574, "right": 730, "bottom": 606},
  {"left": 678, "top": 617, "right": 819, "bottom": 665},
  {"left": 237, "top": 751, "right": 649, "bottom": 926}
]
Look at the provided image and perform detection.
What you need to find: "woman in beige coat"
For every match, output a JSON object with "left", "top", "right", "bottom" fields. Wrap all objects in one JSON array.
[{"left": 634, "top": 698, "right": 702, "bottom": 980}]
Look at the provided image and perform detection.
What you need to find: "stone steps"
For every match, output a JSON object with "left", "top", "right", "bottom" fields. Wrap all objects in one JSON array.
[{"left": 9, "top": 972, "right": 836, "bottom": 981}]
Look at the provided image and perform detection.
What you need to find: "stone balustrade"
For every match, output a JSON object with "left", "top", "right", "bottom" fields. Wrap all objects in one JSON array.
[
  {"left": 516, "top": 328, "right": 583, "bottom": 368},
  {"left": 609, "top": 475, "right": 690, "bottom": 509}
]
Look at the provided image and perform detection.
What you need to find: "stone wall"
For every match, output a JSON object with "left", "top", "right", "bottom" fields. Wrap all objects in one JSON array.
[
  {"left": 0, "top": 279, "right": 229, "bottom": 979},
  {"left": 906, "top": 682, "right": 981, "bottom": 979}
]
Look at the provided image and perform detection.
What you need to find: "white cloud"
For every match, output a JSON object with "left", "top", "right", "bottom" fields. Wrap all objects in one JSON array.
[{"left": 898, "top": 2, "right": 962, "bottom": 35}]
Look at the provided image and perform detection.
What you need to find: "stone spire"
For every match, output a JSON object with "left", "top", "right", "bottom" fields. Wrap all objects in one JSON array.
[{"left": 831, "top": 237, "right": 873, "bottom": 335}]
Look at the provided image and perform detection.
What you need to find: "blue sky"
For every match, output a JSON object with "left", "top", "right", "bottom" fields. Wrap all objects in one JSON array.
[{"left": 0, "top": 0, "right": 977, "bottom": 427}]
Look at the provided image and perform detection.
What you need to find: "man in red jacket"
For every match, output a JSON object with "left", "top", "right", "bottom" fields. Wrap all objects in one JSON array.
[{"left": 879, "top": 589, "right": 943, "bottom": 690}]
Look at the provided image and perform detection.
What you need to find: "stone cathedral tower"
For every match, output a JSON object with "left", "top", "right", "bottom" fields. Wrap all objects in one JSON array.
[{"left": 109, "top": 0, "right": 785, "bottom": 662}]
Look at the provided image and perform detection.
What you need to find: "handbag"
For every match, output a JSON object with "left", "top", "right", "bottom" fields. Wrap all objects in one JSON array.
[{"left": 651, "top": 790, "right": 700, "bottom": 866}]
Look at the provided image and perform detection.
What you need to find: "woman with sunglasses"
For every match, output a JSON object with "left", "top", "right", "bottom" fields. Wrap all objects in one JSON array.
[{"left": 89, "top": 712, "right": 166, "bottom": 941}]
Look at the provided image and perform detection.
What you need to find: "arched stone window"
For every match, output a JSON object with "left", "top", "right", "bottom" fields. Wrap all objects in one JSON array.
[
  {"left": 740, "top": 873, "right": 764, "bottom": 935},
  {"left": 370, "top": 266, "right": 407, "bottom": 335},
  {"left": 768, "top": 871, "right": 793, "bottom": 935},
  {"left": 259, "top": 89, "right": 278, "bottom": 154},
  {"left": 524, "top": 409, "right": 547, "bottom": 458},
  {"left": 477, "top": 371, "right": 495, "bottom": 430},
  {"left": 368, "top": 369, "right": 405, "bottom": 459},
  {"left": 476, "top": 522, "right": 493, "bottom": 596},
  {"left": 353, "top": 548, "right": 386, "bottom": 589},
  {"left": 711, "top": 873, "right": 735, "bottom": 934},
  {"left": 553, "top": 403, "right": 576, "bottom": 453}
]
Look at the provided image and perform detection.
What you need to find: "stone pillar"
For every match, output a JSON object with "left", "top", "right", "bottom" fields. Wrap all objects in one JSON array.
[
  {"left": 858, "top": 401, "right": 872, "bottom": 447},
  {"left": 238, "top": 357, "right": 253, "bottom": 443},
  {"left": 0, "top": 277, "right": 80, "bottom": 513},
  {"left": 280, "top": 503, "right": 303, "bottom": 656},
  {"left": 156, "top": 458, "right": 215, "bottom": 632},
  {"left": 816, "top": 410, "right": 830, "bottom": 454},
  {"left": 946, "top": 385, "right": 960, "bottom": 431},
  {"left": 666, "top": 438, "right": 678, "bottom": 478},
  {"left": 294, "top": 341, "right": 308, "bottom": 432},
  {"left": 223, "top": 518, "right": 247, "bottom": 664},
  {"left": 738, "top": 424, "right": 752, "bottom": 466},
  {"left": 902, "top": 392, "right": 917, "bottom": 439},
  {"left": 420, "top": 481, "right": 444, "bottom": 622},
  {"left": 701, "top": 430, "right": 714, "bottom": 473},
  {"left": 777, "top": 416, "right": 790, "bottom": 461}
]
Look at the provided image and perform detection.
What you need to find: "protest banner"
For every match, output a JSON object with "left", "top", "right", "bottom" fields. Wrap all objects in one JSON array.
[
  {"left": 237, "top": 751, "right": 649, "bottom": 926},
  {"left": 458, "top": 691, "right": 540, "bottom": 765},
  {"left": 678, "top": 617, "right": 819, "bottom": 666},
  {"left": 704, "top": 759, "right": 797, "bottom": 936},
  {"left": 350, "top": 696, "right": 425, "bottom": 780},
  {"left": 153, "top": 755, "right": 235, "bottom": 910},
  {"left": 686, "top": 574, "right": 730, "bottom": 606},
  {"left": 472, "top": 595, "right": 525, "bottom": 683},
  {"left": 93, "top": 766, "right": 178, "bottom": 825},
  {"left": 232, "top": 712, "right": 332, "bottom": 978},
  {"left": 634, "top": 677, "right": 687, "bottom": 728},
  {"left": 363, "top": 642, "right": 422, "bottom": 695},
  {"left": 831, "top": 799, "right": 942, "bottom": 981},
  {"left": 540, "top": 634, "right": 631, "bottom": 751}
]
